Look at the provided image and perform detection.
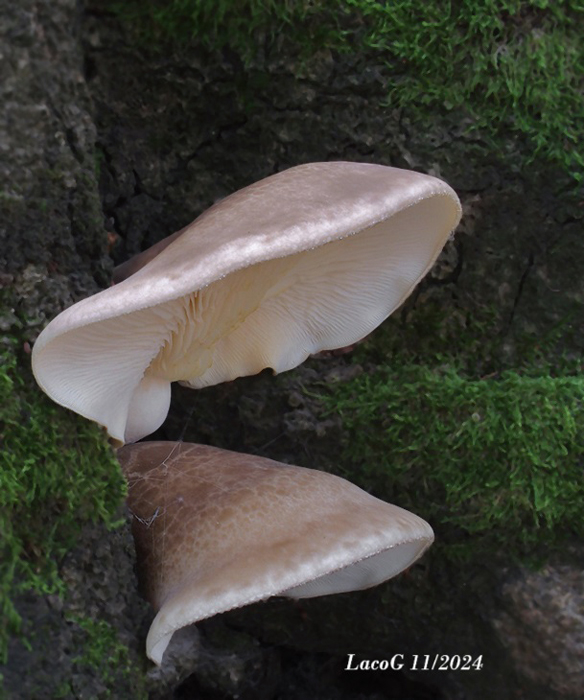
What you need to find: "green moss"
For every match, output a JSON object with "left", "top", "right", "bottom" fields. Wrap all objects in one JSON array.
[
  {"left": 353, "top": 297, "right": 583, "bottom": 380},
  {"left": 108, "top": 0, "right": 341, "bottom": 54},
  {"left": 109, "top": 0, "right": 584, "bottom": 181},
  {"left": 319, "top": 364, "right": 584, "bottom": 560},
  {"left": 354, "top": 303, "right": 506, "bottom": 377},
  {"left": 0, "top": 343, "right": 126, "bottom": 663},
  {"left": 61, "top": 614, "right": 147, "bottom": 698}
]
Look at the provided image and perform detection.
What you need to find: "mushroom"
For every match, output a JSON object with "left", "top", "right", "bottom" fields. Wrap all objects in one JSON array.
[
  {"left": 32, "top": 162, "right": 461, "bottom": 443},
  {"left": 118, "top": 441, "right": 434, "bottom": 665}
]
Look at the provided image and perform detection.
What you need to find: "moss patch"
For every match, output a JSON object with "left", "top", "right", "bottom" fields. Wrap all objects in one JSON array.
[
  {"left": 109, "top": 0, "right": 584, "bottom": 180},
  {"left": 355, "top": 300, "right": 583, "bottom": 380},
  {"left": 0, "top": 343, "right": 126, "bottom": 663},
  {"left": 56, "top": 614, "right": 147, "bottom": 699},
  {"left": 108, "top": 0, "right": 341, "bottom": 54},
  {"left": 319, "top": 364, "right": 584, "bottom": 560}
]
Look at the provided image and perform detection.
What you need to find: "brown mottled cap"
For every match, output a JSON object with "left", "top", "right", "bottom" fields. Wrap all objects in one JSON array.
[
  {"left": 118, "top": 441, "right": 434, "bottom": 665},
  {"left": 32, "top": 162, "right": 461, "bottom": 444}
]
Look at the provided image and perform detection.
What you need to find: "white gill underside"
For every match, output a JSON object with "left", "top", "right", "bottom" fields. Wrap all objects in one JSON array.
[
  {"left": 146, "top": 254, "right": 298, "bottom": 383},
  {"left": 145, "top": 197, "right": 443, "bottom": 389}
]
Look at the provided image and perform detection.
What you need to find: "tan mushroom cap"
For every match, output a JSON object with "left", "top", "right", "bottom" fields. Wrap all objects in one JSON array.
[
  {"left": 32, "top": 162, "right": 461, "bottom": 444},
  {"left": 118, "top": 441, "right": 434, "bottom": 665}
]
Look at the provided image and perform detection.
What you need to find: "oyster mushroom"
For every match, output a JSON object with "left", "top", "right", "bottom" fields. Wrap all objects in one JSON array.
[
  {"left": 118, "top": 441, "right": 434, "bottom": 665},
  {"left": 32, "top": 162, "right": 461, "bottom": 443}
]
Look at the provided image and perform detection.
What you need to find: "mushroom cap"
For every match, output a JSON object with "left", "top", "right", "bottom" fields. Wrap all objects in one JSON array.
[
  {"left": 118, "top": 441, "right": 434, "bottom": 666},
  {"left": 32, "top": 162, "right": 461, "bottom": 444}
]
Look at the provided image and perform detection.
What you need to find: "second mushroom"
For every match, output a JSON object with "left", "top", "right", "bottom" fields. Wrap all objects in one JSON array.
[{"left": 119, "top": 441, "right": 435, "bottom": 665}]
